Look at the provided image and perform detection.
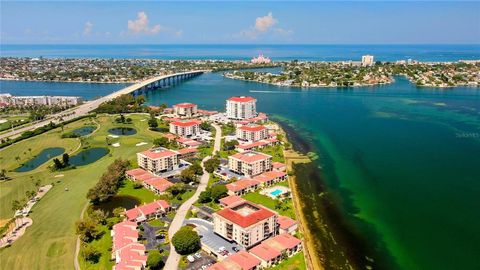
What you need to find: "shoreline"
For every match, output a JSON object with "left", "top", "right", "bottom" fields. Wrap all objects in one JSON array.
[{"left": 0, "top": 78, "right": 136, "bottom": 84}]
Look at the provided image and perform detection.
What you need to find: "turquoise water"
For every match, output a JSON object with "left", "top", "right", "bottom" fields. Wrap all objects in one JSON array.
[
  {"left": 141, "top": 72, "right": 480, "bottom": 270},
  {"left": 69, "top": 147, "right": 109, "bottom": 166},
  {"left": 270, "top": 189, "right": 282, "bottom": 196},
  {"left": 108, "top": 127, "right": 137, "bottom": 136},
  {"left": 72, "top": 126, "right": 96, "bottom": 136},
  {"left": 15, "top": 147, "right": 64, "bottom": 172}
]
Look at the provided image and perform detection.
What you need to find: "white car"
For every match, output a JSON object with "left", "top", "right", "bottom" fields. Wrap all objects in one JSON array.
[
  {"left": 187, "top": 255, "right": 195, "bottom": 263},
  {"left": 195, "top": 252, "right": 202, "bottom": 259}
]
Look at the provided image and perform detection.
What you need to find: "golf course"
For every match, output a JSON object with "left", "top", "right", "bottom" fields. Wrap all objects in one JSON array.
[{"left": 0, "top": 113, "right": 165, "bottom": 269}]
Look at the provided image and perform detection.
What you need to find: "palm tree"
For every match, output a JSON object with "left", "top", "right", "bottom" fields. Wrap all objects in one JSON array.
[{"left": 15, "top": 156, "right": 20, "bottom": 164}]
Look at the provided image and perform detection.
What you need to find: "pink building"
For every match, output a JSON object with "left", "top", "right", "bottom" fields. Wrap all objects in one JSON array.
[
  {"left": 251, "top": 54, "right": 271, "bottom": 64},
  {"left": 226, "top": 179, "right": 261, "bottom": 196},
  {"left": 219, "top": 195, "right": 246, "bottom": 208},
  {"left": 277, "top": 215, "right": 299, "bottom": 234},
  {"left": 111, "top": 221, "right": 147, "bottom": 270},
  {"left": 228, "top": 151, "right": 272, "bottom": 177},
  {"left": 126, "top": 168, "right": 174, "bottom": 194},
  {"left": 249, "top": 234, "right": 302, "bottom": 268},
  {"left": 253, "top": 171, "right": 287, "bottom": 187},
  {"left": 235, "top": 138, "right": 278, "bottom": 153}
]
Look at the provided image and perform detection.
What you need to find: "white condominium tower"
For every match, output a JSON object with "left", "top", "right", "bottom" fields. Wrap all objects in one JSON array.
[{"left": 226, "top": 96, "right": 257, "bottom": 120}]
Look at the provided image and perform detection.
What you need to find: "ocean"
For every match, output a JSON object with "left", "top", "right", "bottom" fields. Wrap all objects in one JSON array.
[{"left": 1, "top": 45, "right": 479, "bottom": 270}]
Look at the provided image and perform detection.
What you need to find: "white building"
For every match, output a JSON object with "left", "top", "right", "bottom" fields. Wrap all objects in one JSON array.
[
  {"left": 173, "top": 103, "right": 198, "bottom": 118},
  {"left": 362, "top": 55, "right": 375, "bottom": 66},
  {"left": 228, "top": 151, "right": 272, "bottom": 177},
  {"left": 226, "top": 96, "right": 257, "bottom": 120},
  {"left": 213, "top": 201, "right": 278, "bottom": 248},
  {"left": 236, "top": 124, "right": 268, "bottom": 142},
  {"left": 169, "top": 120, "right": 201, "bottom": 138},
  {"left": 137, "top": 148, "right": 180, "bottom": 174},
  {"left": 0, "top": 93, "right": 82, "bottom": 107}
]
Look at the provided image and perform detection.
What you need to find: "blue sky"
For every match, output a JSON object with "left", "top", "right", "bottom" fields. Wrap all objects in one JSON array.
[{"left": 1, "top": 1, "right": 479, "bottom": 44}]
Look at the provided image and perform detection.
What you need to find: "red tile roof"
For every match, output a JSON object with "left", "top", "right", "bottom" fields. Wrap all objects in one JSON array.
[
  {"left": 277, "top": 215, "right": 298, "bottom": 230},
  {"left": 230, "top": 151, "right": 271, "bottom": 163},
  {"left": 272, "top": 162, "right": 286, "bottom": 169},
  {"left": 228, "top": 96, "right": 256, "bottom": 103},
  {"left": 170, "top": 120, "right": 201, "bottom": 127},
  {"left": 226, "top": 179, "right": 260, "bottom": 192},
  {"left": 249, "top": 242, "right": 281, "bottom": 261},
  {"left": 126, "top": 168, "right": 149, "bottom": 177},
  {"left": 144, "top": 177, "right": 174, "bottom": 192},
  {"left": 174, "top": 102, "right": 196, "bottom": 108},
  {"left": 140, "top": 149, "right": 177, "bottom": 159},
  {"left": 219, "top": 195, "right": 246, "bottom": 207},
  {"left": 264, "top": 233, "right": 302, "bottom": 250},
  {"left": 216, "top": 201, "right": 276, "bottom": 228},
  {"left": 177, "top": 148, "right": 198, "bottom": 155},
  {"left": 208, "top": 251, "right": 261, "bottom": 270},
  {"left": 238, "top": 125, "right": 266, "bottom": 132},
  {"left": 124, "top": 200, "right": 170, "bottom": 221},
  {"left": 253, "top": 171, "right": 287, "bottom": 183}
]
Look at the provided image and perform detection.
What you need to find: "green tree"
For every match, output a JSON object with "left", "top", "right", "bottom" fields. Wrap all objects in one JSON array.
[
  {"left": 210, "top": 185, "right": 228, "bottom": 202},
  {"left": 200, "top": 122, "right": 212, "bottom": 131},
  {"left": 180, "top": 168, "right": 197, "bottom": 183},
  {"left": 62, "top": 153, "right": 70, "bottom": 166},
  {"left": 146, "top": 250, "right": 164, "bottom": 270},
  {"left": 82, "top": 244, "right": 101, "bottom": 263},
  {"left": 204, "top": 158, "right": 220, "bottom": 173},
  {"left": 76, "top": 218, "right": 102, "bottom": 243},
  {"left": 198, "top": 189, "right": 212, "bottom": 203},
  {"left": 223, "top": 140, "right": 239, "bottom": 151},
  {"left": 153, "top": 137, "right": 169, "bottom": 147},
  {"left": 189, "top": 162, "right": 203, "bottom": 175},
  {"left": 171, "top": 226, "right": 201, "bottom": 255}
]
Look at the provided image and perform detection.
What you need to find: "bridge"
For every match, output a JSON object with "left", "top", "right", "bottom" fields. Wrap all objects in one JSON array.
[{"left": 0, "top": 70, "right": 207, "bottom": 140}]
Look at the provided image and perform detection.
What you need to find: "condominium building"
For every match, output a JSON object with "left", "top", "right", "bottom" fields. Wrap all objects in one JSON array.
[
  {"left": 207, "top": 251, "right": 261, "bottom": 270},
  {"left": 124, "top": 200, "right": 170, "bottom": 223},
  {"left": 111, "top": 221, "right": 147, "bottom": 270},
  {"left": 213, "top": 201, "right": 279, "bottom": 248},
  {"left": 173, "top": 103, "right": 198, "bottom": 117},
  {"left": 169, "top": 120, "right": 201, "bottom": 137},
  {"left": 362, "top": 55, "right": 375, "bottom": 66},
  {"left": 236, "top": 125, "right": 268, "bottom": 142},
  {"left": 228, "top": 151, "right": 272, "bottom": 177},
  {"left": 249, "top": 233, "right": 302, "bottom": 268},
  {"left": 0, "top": 93, "right": 82, "bottom": 108},
  {"left": 137, "top": 148, "right": 180, "bottom": 174},
  {"left": 226, "top": 96, "right": 257, "bottom": 120}
]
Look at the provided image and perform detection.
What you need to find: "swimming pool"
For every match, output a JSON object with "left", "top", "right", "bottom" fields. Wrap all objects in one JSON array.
[{"left": 270, "top": 189, "right": 283, "bottom": 196}]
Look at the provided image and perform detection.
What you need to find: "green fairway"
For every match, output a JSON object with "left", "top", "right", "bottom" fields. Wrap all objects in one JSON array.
[{"left": 0, "top": 113, "right": 160, "bottom": 270}]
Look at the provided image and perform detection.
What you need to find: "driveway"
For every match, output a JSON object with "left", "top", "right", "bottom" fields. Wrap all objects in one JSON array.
[
  {"left": 142, "top": 223, "right": 165, "bottom": 250},
  {"left": 164, "top": 123, "right": 222, "bottom": 270}
]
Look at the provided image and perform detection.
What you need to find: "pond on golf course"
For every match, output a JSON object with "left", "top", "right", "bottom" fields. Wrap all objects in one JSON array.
[
  {"left": 72, "top": 126, "right": 96, "bottom": 136},
  {"left": 69, "top": 147, "right": 109, "bottom": 166},
  {"left": 108, "top": 127, "right": 137, "bottom": 136},
  {"left": 15, "top": 147, "right": 65, "bottom": 172},
  {"left": 90, "top": 195, "right": 141, "bottom": 217}
]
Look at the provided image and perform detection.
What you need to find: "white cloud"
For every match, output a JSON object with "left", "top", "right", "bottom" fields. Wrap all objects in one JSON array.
[
  {"left": 239, "top": 12, "right": 290, "bottom": 39},
  {"left": 127, "top": 11, "right": 162, "bottom": 35},
  {"left": 254, "top": 12, "right": 277, "bottom": 33},
  {"left": 83, "top": 21, "right": 93, "bottom": 36}
]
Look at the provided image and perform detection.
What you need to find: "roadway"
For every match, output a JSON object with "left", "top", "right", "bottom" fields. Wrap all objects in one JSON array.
[
  {"left": 0, "top": 70, "right": 206, "bottom": 140},
  {"left": 164, "top": 123, "right": 222, "bottom": 270}
]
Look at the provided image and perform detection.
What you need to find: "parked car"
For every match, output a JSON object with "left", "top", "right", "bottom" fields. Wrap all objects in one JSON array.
[
  {"left": 218, "top": 246, "right": 226, "bottom": 252},
  {"left": 195, "top": 252, "right": 202, "bottom": 259},
  {"left": 187, "top": 255, "right": 195, "bottom": 263},
  {"left": 232, "top": 246, "right": 239, "bottom": 252}
]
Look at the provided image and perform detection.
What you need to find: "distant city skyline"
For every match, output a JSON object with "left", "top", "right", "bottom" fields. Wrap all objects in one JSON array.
[{"left": 1, "top": 1, "right": 479, "bottom": 44}]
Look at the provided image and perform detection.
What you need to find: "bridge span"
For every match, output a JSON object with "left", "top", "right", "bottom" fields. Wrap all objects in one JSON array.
[{"left": 0, "top": 70, "right": 207, "bottom": 140}]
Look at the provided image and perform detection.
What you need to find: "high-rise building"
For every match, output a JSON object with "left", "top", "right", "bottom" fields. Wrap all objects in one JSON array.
[
  {"left": 226, "top": 96, "right": 257, "bottom": 120},
  {"left": 362, "top": 55, "right": 375, "bottom": 66}
]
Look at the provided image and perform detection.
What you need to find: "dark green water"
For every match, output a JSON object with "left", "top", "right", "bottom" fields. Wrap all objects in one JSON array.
[
  {"left": 14, "top": 147, "right": 65, "bottom": 172},
  {"left": 108, "top": 127, "right": 137, "bottom": 136},
  {"left": 72, "top": 126, "right": 96, "bottom": 136},
  {"left": 69, "top": 147, "right": 109, "bottom": 166},
  {"left": 144, "top": 71, "right": 480, "bottom": 269}
]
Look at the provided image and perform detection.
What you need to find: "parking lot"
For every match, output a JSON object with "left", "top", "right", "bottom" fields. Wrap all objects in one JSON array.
[
  {"left": 215, "top": 165, "right": 245, "bottom": 181},
  {"left": 183, "top": 218, "right": 243, "bottom": 258},
  {"left": 183, "top": 251, "right": 216, "bottom": 270}
]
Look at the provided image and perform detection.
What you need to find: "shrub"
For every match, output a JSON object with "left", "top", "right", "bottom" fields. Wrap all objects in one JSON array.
[
  {"left": 147, "top": 250, "right": 164, "bottom": 270},
  {"left": 82, "top": 245, "right": 101, "bottom": 263}
]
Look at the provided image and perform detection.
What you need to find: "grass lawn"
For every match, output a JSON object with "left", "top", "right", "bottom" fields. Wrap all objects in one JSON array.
[
  {"left": 242, "top": 192, "right": 295, "bottom": 218},
  {"left": 0, "top": 115, "right": 30, "bottom": 132},
  {"left": 270, "top": 252, "right": 306, "bottom": 270},
  {"left": 0, "top": 113, "right": 158, "bottom": 270},
  {"left": 259, "top": 145, "right": 285, "bottom": 163}
]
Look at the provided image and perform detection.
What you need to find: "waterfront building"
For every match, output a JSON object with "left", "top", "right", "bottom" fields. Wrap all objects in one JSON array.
[
  {"left": 252, "top": 171, "right": 287, "bottom": 187},
  {"left": 173, "top": 102, "right": 198, "bottom": 117},
  {"left": 235, "top": 138, "right": 278, "bottom": 153},
  {"left": 0, "top": 93, "right": 82, "bottom": 108},
  {"left": 277, "top": 216, "right": 299, "bottom": 234},
  {"left": 226, "top": 96, "right": 257, "bottom": 120},
  {"left": 213, "top": 201, "right": 279, "bottom": 248},
  {"left": 169, "top": 120, "right": 201, "bottom": 137},
  {"left": 137, "top": 148, "right": 180, "bottom": 174},
  {"left": 219, "top": 195, "right": 246, "bottom": 208},
  {"left": 228, "top": 151, "right": 272, "bottom": 177},
  {"left": 272, "top": 162, "right": 286, "bottom": 172},
  {"left": 249, "top": 234, "right": 302, "bottom": 268},
  {"left": 207, "top": 251, "right": 261, "bottom": 270},
  {"left": 236, "top": 124, "right": 268, "bottom": 142},
  {"left": 124, "top": 200, "right": 170, "bottom": 223},
  {"left": 251, "top": 54, "right": 272, "bottom": 64},
  {"left": 362, "top": 55, "right": 375, "bottom": 66}
]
